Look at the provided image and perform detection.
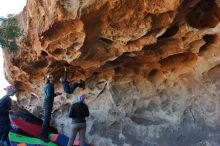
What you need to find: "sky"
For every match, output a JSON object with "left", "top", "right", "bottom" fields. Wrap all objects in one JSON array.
[
  {"left": 0, "top": 0, "right": 27, "bottom": 98},
  {"left": 0, "top": 0, "right": 27, "bottom": 17}
]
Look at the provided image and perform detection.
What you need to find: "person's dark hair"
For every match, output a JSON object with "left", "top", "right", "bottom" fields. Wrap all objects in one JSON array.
[
  {"left": 79, "top": 79, "right": 85, "bottom": 89},
  {"left": 44, "top": 74, "right": 53, "bottom": 84},
  {"left": 45, "top": 78, "right": 50, "bottom": 84}
]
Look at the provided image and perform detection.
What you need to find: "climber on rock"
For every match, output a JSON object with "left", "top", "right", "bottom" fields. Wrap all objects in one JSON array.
[
  {"left": 0, "top": 85, "right": 17, "bottom": 146},
  {"left": 68, "top": 94, "right": 89, "bottom": 146},
  {"left": 60, "top": 67, "right": 85, "bottom": 99},
  {"left": 40, "top": 74, "right": 61, "bottom": 142}
]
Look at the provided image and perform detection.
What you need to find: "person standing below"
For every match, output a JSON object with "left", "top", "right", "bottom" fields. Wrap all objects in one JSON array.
[
  {"left": 40, "top": 74, "right": 61, "bottom": 142},
  {"left": 60, "top": 67, "right": 85, "bottom": 99},
  {"left": 0, "top": 85, "right": 17, "bottom": 146},
  {"left": 68, "top": 94, "right": 89, "bottom": 146}
]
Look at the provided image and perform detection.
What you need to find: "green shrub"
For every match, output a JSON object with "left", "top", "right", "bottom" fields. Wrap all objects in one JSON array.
[{"left": 0, "top": 16, "right": 23, "bottom": 52}]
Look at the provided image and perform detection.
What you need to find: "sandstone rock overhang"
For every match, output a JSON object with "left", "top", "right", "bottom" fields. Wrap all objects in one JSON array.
[{"left": 2, "top": 0, "right": 220, "bottom": 146}]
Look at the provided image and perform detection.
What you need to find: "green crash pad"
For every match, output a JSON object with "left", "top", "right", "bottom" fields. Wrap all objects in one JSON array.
[{"left": 9, "top": 132, "right": 57, "bottom": 146}]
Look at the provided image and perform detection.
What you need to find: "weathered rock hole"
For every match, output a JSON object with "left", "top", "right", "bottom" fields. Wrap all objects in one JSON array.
[
  {"left": 48, "top": 60, "right": 67, "bottom": 68},
  {"left": 114, "top": 66, "right": 121, "bottom": 73},
  {"left": 32, "top": 60, "right": 48, "bottom": 69},
  {"left": 198, "top": 45, "right": 207, "bottom": 55},
  {"left": 199, "top": 34, "right": 216, "bottom": 53},
  {"left": 187, "top": 0, "right": 220, "bottom": 28},
  {"left": 53, "top": 48, "right": 64, "bottom": 55},
  {"left": 148, "top": 69, "right": 158, "bottom": 77},
  {"left": 41, "top": 50, "right": 48, "bottom": 56},
  {"left": 11, "top": 58, "right": 20, "bottom": 66},
  {"left": 203, "top": 34, "right": 215, "bottom": 44},
  {"left": 158, "top": 24, "right": 179, "bottom": 40},
  {"left": 99, "top": 37, "right": 113, "bottom": 44},
  {"left": 41, "top": 21, "right": 65, "bottom": 38}
]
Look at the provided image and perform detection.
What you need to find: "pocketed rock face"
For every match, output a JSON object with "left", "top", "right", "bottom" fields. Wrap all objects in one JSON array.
[{"left": 3, "top": 0, "right": 220, "bottom": 145}]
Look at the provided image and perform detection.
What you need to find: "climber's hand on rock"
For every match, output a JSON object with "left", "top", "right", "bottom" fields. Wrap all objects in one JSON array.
[{"left": 79, "top": 79, "right": 85, "bottom": 89}]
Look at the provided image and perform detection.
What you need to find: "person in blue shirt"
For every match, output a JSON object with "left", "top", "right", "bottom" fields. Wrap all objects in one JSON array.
[
  {"left": 0, "top": 85, "right": 17, "bottom": 146},
  {"left": 40, "top": 74, "right": 61, "bottom": 142},
  {"left": 60, "top": 67, "right": 85, "bottom": 99}
]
